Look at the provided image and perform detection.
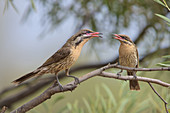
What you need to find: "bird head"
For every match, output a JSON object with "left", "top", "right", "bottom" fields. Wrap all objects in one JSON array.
[
  {"left": 67, "top": 29, "right": 103, "bottom": 48},
  {"left": 113, "top": 34, "right": 133, "bottom": 45}
]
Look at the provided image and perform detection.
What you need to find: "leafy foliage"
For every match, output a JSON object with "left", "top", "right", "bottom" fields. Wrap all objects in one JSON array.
[
  {"left": 57, "top": 83, "right": 169, "bottom": 113},
  {"left": 154, "top": 0, "right": 170, "bottom": 26},
  {"left": 157, "top": 55, "right": 170, "bottom": 67},
  {"left": 3, "top": 0, "right": 18, "bottom": 14}
]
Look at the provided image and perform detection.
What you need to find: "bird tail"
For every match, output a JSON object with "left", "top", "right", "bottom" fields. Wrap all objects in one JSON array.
[
  {"left": 127, "top": 72, "right": 140, "bottom": 91},
  {"left": 12, "top": 70, "right": 40, "bottom": 85}
]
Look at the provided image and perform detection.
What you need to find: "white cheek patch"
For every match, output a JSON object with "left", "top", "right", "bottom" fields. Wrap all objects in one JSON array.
[
  {"left": 76, "top": 36, "right": 82, "bottom": 42},
  {"left": 82, "top": 34, "right": 90, "bottom": 38}
]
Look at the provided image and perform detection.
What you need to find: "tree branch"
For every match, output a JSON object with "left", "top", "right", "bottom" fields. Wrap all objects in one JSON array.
[
  {"left": 0, "top": 80, "right": 50, "bottom": 108},
  {"left": 148, "top": 82, "right": 169, "bottom": 113},
  {"left": 0, "top": 46, "right": 169, "bottom": 108},
  {"left": 104, "top": 63, "right": 170, "bottom": 71},
  {"left": 10, "top": 64, "right": 170, "bottom": 113}
]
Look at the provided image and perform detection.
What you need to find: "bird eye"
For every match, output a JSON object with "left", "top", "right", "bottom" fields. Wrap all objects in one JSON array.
[
  {"left": 121, "top": 36, "right": 125, "bottom": 39},
  {"left": 86, "top": 31, "right": 91, "bottom": 33}
]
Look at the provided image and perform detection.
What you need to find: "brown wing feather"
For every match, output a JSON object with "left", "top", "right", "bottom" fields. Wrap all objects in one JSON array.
[{"left": 39, "top": 47, "right": 71, "bottom": 68}]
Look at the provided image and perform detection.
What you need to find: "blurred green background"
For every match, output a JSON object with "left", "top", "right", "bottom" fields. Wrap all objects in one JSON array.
[{"left": 0, "top": 0, "right": 170, "bottom": 113}]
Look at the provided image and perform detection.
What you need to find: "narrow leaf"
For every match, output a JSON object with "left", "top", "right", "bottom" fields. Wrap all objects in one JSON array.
[
  {"left": 162, "top": 55, "right": 170, "bottom": 58},
  {"left": 30, "top": 0, "right": 37, "bottom": 11},
  {"left": 66, "top": 103, "right": 72, "bottom": 111},
  {"left": 9, "top": 0, "right": 19, "bottom": 13},
  {"left": 102, "top": 84, "right": 117, "bottom": 107},
  {"left": 52, "top": 95, "right": 64, "bottom": 104},
  {"left": 157, "top": 60, "right": 170, "bottom": 67},
  {"left": 154, "top": 0, "right": 166, "bottom": 7},
  {"left": 42, "top": 103, "right": 49, "bottom": 112},
  {"left": 83, "top": 98, "right": 92, "bottom": 113},
  {"left": 117, "top": 99, "right": 129, "bottom": 113},
  {"left": 3, "top": 0, "right": 9, "bottom": 14},
  {"left": 155, "top": 14, "right": 170, "bottom": 23}
]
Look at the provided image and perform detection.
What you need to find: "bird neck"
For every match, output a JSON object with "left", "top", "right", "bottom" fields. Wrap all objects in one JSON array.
[
  {"left": 119, "top": 42, "right": 136, "bottom": 53},
  {"left": 120, "top": 41, "right": 133, "bottom": 46}
]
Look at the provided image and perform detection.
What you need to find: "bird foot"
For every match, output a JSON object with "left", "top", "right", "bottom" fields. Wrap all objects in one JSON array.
[
  {"left": 53, "top": 80, "right": 64, "bottom": 91},
  {"left": 74, "top": 77, "right": 80, "bottom": 85},
  {"left": 117, "top": 73, "right": 121, "bottom": 78},
  {"left": 66, "top": 84, "right": 77, "bottom": 92},
  {"left": 67, "top": 75, "right": 80, "bottom": 85},
  {"left": 133, "top": 75, "right": 137, "bottom": 79},
  {"left": 115, "top": 62, "right": 119, "bottom": 65},
  {"left": 58, "top": 84, "right": 64, "bottom": 92},
  {"left": 116, "top": 69, "right": 123, "bottom": 79}
]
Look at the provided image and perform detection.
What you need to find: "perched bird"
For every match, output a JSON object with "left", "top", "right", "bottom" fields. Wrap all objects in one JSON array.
[
  {"left": 113, "top": 34, "right": 140, "bottom": 90},
  {"left": 12, "top": 29, "right": 102, "bottom": 90}
]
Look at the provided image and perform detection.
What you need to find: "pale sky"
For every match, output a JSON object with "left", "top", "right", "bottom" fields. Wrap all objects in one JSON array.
[{"left": 0, "top": 1, "right": 115, "bottom": 89}]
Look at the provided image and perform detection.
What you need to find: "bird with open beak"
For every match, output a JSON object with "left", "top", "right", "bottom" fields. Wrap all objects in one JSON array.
[
  {"left": 12, "top": 29, "right": 103, "bottom": 91},
  {"left": 113, "top": 34, "right": 140, "bottom": 90}
]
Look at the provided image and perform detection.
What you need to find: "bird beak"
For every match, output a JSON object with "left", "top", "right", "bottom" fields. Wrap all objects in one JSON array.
[
  {"left": 87, "top": 32, "right": 103, "bottom": 38},
  {"left": 113, "top": 34, "right": 124, "bottom": 41}
]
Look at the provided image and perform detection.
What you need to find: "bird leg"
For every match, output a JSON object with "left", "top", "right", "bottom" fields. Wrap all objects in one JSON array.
[
  {"left": 132, "top": 71, "right": 137, "bottom": 79},
  {"left": 117, "top": 69, "right": 123, "bottom": 77},
  {"left": 54, "top": 74, "right": 64, "bottom": 91},
  {"left": 65, "top": 69, "right": 80, "bottom": 84}
]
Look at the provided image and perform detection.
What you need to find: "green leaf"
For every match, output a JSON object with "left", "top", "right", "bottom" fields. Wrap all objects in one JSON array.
[
  {"left": 57, "top": 106, "right": 68, "bottom": 113},
  {"left": 102, "top": 84, "right": 117, "bottom": 107},
  {"left": 52, "top": 95, "right": 64, "bottom": 104},
  {"left": 42, "top": 102, "right": 49, "bottom": 112},
  {"left": 157, "top": 61, "right": 170, "bottom": 67},
  {"left": 136, "top": 100, "right": 149, "bottom": 113},
  {"left": 94, "top": 87, "right": 100, "bottom": 109},
  {"left": 66, "top": 103, "right": 72, "bottom": 111},
  {"left": 9, "top": 0, "right": 19, "bottom": 13},
  {"left": 3, "top": 0, "right": 9, "bottom": 14},
  {"left": 83, "top": 98, "right": 92, "bottom": 113},
  {"left": 100, "top": 95, "right": 107, "bottom": 112},
  {"left": 73, "top": 100, "right": 79, "bottom": 111},
  {"left": 117, "top": 98, "right": 129, "bottom": 113},
  {"left": 30, "top": 0, "right": 37, "bottom": 11},
  {"left": 162, "top": 55, "right": 170, "bottom": 58},
  {"left": 166, "top": 22, "right": 170, "bottom": 26},
  {"left": 154, "top": 0, "right": 166, "bottom": 7},
  {"left": 155, "top": 14, "right": 170, "bottom": 23}
]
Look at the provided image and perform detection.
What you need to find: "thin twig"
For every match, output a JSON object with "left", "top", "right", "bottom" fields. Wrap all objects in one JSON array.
[
  {"left": 106, "top": 64, "right": 170, "bottom": 71},
  {"left": 148, "top": 82, "right": 169, "bottom": 113},
  {"left": 100, "top": 71, "right": 170, "bottom": 87}
]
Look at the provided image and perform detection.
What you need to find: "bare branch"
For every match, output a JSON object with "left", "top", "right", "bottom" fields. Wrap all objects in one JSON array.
[
  {"left": 10, "top": 64, "right": 170, "bottom": 113},
  {"left": 0, "top": 80, "right": 50, "bottom": 108},
  {"left": 1, "top": 46, "right": 168, "bottom": 109},
  {"left": 100, "top": 72, "right": 170, "bottom": 87},
  {"left": 0, "top": 48, "right": 169, "bottom": 108},
  {"left": 148, "top": 82, "right": 169, "bottom": 113},
  {"left": 105, "top": 64, "right": 170, "bottom": 71}
]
